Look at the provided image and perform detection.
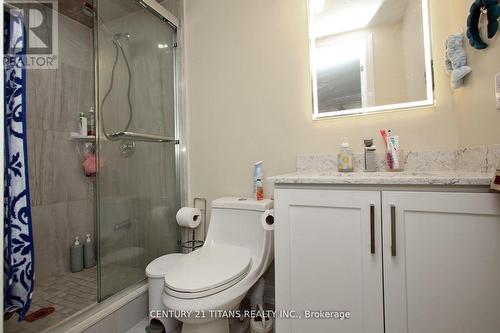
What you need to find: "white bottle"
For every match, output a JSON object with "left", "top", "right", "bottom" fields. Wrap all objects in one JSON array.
[{"left": 79, "top": 112, "right": 88, "bottom": 136}]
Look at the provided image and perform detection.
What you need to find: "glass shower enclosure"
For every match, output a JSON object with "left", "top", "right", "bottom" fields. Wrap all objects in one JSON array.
[{"left": 94, "top": 0, "right": 181, "bottom": 300}]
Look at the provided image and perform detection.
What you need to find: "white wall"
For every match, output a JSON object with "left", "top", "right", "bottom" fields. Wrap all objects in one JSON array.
[
  {"left": 183, "top": 0, "right": 499, "bottom": 205},
  {"left": 450, "top": 0, "right": 500, "bottom": 148}
]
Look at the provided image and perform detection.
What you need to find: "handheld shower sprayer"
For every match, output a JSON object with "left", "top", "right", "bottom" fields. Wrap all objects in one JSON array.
[{"left": 82, "top": 1, "right": 134, "bottom": 146}]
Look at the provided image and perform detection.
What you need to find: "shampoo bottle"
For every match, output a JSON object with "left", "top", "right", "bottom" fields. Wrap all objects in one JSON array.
[
  {"left": 70, "top": 237, "right": 84, "bottom": 273},
  {"left": 79, "top": 112, "right": 87, "bottom": 137},
  {"left": 338, "top": 138, "right": 354, "bottom": 172},
  {"left": 254, "top": 161, "right": 264, "bottom": 201},
  {"left": 83, "top": 234, "right": 96, "bottom": 269},
  {"left": 87, "top": 107, "right": 95, "bottom": 136}
]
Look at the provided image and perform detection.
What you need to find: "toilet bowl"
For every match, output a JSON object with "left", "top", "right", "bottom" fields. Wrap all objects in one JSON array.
[
  {"left": 146, "top": 253, "right": 183, "bottom": 332},
  {"left": 162, "top": 197, "right": 274, "bottom": 333}
]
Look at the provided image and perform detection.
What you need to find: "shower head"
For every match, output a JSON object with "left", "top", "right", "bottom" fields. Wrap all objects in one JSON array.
[{"left": 82, "top": 2, "right": 94, "bottom": 17}]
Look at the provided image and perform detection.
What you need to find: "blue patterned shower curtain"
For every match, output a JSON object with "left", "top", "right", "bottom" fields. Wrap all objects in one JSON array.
[{"left": 4, "top": 10, "right": 35, "bottom": 321}]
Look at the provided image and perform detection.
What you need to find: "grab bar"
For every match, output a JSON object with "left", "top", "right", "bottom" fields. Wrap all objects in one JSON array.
[
  {"left": 108, "top": 131, "right": 178, "bottom": 143},
  {"left": 113, "top": 219, "right": 132, "bottom": 231}
]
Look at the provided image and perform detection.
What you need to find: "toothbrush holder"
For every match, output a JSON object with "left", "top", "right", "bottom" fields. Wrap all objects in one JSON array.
[{"left": 385, "top": 149, "right": 405, "bottom": 172}]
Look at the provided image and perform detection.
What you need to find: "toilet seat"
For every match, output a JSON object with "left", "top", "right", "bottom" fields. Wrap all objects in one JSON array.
[
  {"left": 164, "top": 264, "right": 250, "bottom": 299},
  {"left": 164, "top": 244, "right": 251, "bottom": 299}
]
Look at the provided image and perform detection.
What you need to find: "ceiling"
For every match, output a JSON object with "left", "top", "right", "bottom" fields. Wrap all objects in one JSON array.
[{"left": 45, "top": 0, "right": 164, "bottom": 28}]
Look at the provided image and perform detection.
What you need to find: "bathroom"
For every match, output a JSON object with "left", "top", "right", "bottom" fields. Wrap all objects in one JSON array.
[{"left": 2, "top": 0, "right": 500, "bottom": 332}]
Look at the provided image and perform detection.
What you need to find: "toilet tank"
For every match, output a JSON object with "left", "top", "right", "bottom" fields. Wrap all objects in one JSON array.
[{"left": 205, "top": 197, "right": 273, "bottom": 253}]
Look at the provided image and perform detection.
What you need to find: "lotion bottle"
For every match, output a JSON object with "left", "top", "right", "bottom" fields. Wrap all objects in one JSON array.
[{"left": 338, "top": 138, "right": 354, "bottom": 172}]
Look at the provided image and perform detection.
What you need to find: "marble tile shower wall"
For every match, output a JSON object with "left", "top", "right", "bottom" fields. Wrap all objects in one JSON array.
[{"left": 26, "top": 13, "right": 94, "bottom": 283}]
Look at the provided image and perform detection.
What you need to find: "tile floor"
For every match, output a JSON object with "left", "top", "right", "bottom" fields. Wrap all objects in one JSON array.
[{"left": 4, "top": 266, "right": 97, "bottom": 333}]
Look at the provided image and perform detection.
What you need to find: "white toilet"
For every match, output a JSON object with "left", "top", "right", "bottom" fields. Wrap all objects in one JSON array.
[
  {"left": 161, "top": 197, "right": 274, "bottom": 333},
  {"left": 146, "top": 253, "right": 184, "bottom": 332}
]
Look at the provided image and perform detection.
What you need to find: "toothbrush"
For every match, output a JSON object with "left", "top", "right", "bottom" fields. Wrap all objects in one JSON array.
[
  {"left": 380, "top": 129, "right": 388, "bottom": 149},
  {"left": 380, "top": 129, "right": 393, "bottom": 169},
  {"left": 389, "top": 135, "right": 400, "bottom": 170}
]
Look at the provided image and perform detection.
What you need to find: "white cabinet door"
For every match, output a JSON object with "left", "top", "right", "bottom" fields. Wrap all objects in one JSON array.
[
  {"left": 274, "top": 189, "right": 384, "bottom": 333},
  {"left": 383, "top": 191, "right": 500, "bottom": 333}
]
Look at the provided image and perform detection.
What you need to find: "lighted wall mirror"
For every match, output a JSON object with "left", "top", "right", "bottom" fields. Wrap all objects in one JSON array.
[{"left": 308, "top": 0, "right": 434, "bottom": 119}]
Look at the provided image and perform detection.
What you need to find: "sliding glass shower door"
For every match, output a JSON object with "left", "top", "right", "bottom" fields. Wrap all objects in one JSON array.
[{"left": 94, "top": 0, "right": 180, "bottom": 300}]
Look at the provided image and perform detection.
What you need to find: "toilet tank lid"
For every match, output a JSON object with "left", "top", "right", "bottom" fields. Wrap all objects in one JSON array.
[{"left": 212, "top": 197, "right": 273, "bottom": 211}]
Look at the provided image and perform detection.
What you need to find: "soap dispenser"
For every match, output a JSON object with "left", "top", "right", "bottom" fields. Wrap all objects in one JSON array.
[
  {"left": 364, "top": 139, "right": 377, "bottom": 172},
  {"left": 70, "top": 237, "right": 84, "bottom": 273},
  {"left": 338, "top": 137, "right": 354, "bottom": 172},
  {"left": 83, "top": 234, "right": 96, "bottom": 269}
]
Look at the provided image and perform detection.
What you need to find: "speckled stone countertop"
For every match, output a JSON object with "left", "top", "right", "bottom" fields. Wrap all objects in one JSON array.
[
  {"left": 268, "top": 171, "right": 492, "bottom": 186},
  {"left": 269, "top": 144, "right": 499, "bottom": 186}
]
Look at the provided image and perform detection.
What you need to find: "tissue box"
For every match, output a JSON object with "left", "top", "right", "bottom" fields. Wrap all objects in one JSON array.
[{"left": 491, "top": 169, "right": 500, "bottom": 192}]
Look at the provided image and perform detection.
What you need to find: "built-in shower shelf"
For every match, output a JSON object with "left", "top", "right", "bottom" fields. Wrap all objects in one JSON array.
[{"left": 70, "top": 132, "right": 96, "bottom": 141}]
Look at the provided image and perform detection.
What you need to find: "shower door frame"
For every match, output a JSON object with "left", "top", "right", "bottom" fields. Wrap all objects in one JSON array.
[{"left": 93, "top": 0, "right": 187, "bottom": 302}]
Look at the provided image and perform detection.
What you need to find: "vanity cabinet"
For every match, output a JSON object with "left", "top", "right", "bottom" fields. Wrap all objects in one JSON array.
[
  {"left": 274, "top": 188, "right": 500, "bottom": 333},
  {"left": 274, "top": 189, "right": 384, "bottom": 333},
  {"left": 382, "top": 191, "right": 500, "bottom": 333}
]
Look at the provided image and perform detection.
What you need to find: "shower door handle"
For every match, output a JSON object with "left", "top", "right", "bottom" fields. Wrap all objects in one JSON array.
[{"left": 109, "top": 131, "right": 179, "bottom": 143}]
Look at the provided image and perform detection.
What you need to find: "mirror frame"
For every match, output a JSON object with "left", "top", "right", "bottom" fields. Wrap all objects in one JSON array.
[{"left": 308, "top": 0, "right": 435, "bottom": 119}]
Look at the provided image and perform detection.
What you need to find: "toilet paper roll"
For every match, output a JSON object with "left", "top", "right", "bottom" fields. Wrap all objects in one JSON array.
[
  {"left": 176, "top": 207, "right": 202, "bottom": 229},
  {"left": 261, "top": 209, "right": 275, "bottom": 231}
]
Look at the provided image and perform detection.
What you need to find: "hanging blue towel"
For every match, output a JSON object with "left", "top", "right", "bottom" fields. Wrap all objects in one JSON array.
[{"left": 4, "top": 10, "right": 35, "bottom": 321}]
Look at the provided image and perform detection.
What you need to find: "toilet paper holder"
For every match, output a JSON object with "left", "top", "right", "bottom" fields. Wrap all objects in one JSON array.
[{"left": 181, "top": 198, "right": 207, "bottom": 253}]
